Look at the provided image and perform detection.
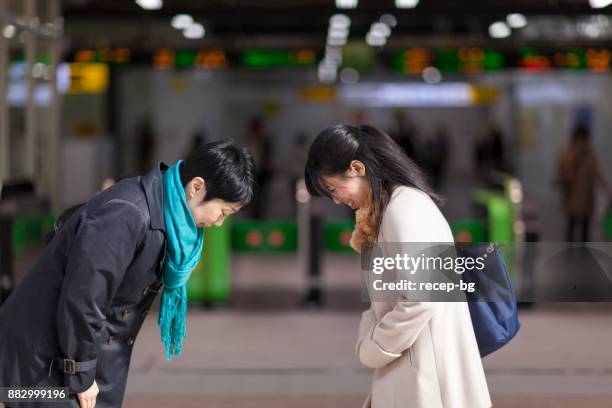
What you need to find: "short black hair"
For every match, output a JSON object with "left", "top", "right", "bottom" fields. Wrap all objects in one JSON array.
[
  {"left": 180, "top": 141, "right": 256, "bottom": 205},
  {"left": 572, "top": 126, "right": 590, "bottom": 141}
]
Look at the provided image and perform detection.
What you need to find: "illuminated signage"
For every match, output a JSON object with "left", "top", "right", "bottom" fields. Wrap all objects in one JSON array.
[
  {"left": 153, "top": 49, "right": 228, "bottom": 69},
  {"left": 241, "top": 49, "right": 317, "bottom": 69},
  {"left": 74, "top": 48, "right": 131, "bottom": 64},
  {"left": 67, "top": 63, "right": 109, "bottom": 94},
  {"left": 393, "top": 48, "right": 504, "bottom": 74}
]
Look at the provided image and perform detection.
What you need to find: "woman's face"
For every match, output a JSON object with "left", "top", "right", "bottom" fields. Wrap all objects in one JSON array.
[
  {"left": 184, "top": 177, "right": 242, "bottom": 228},
  {"left": 322, "top": 160, "right": 371, "bottom": 210}
]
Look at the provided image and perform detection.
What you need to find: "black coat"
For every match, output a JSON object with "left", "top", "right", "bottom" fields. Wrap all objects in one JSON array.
[{"left": 0, "top": 163, "right": 169, "bottom": 407}]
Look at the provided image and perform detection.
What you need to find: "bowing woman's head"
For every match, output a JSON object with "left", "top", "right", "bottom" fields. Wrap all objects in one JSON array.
[
  {"left": 180, "top": 141, "right": 256, "bottom": 228},
  {"left": 304, "top": 124, "right": 440, "bottom": 235}
]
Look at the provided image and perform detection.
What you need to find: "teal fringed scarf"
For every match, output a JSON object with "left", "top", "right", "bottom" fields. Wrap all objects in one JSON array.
[{"left": 159, "top": 160, "right": 204, "bottom": 360}]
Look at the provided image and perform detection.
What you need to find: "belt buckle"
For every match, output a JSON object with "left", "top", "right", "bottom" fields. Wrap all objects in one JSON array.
[{"left": 63, "top": 358, "right": 76, "bottom": 375}]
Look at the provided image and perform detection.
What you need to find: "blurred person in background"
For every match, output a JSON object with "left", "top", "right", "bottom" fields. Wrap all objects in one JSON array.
[
  {"left": 474, "top": 124, "right": 505, "bottom": 182},
  {"left": 557, "top": 126, "right": 612, "bottom": 242},
  {"left": 244, "top": 117, "right": 273, "bottom": 219},
  {"left": 390, "top": 110, "right": 417, "bottom": 160},
  {"left": 424, "top": 124, "right": 451, "bottom": 191},
  {"left": 135, "top": 117, "right": 156, "bottom": 175},
  {"left": 184, "top": 129, "right": 209, "bottom": 159},
  {"left": 304, "top": 124, "right": 490, "bottom": 408},
  {"left": 0, "top": 142, "right": 256, "bottom": 408}
]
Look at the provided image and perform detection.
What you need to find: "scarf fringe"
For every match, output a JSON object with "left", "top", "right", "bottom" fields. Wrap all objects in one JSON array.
[{"left": 159, "top": 286, "right": 187, "bottom": 360}]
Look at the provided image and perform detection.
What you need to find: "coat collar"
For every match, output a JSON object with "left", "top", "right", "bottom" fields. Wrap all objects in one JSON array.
[{"left": 140, "top": 162, "right": 168, "bottom": 232}]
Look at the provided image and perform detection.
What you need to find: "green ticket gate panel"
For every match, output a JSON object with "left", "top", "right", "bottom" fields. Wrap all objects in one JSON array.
[
  {"left": 324, "top": 220, "right": 355, "bottom": 252},
  {"left": 188, "top": 220, "right": 231, "bottom": 304},
  {"left": 12, "top": 220, "right": 26, "bottom": 257},
  {"left": 472, "top": 189, "right": 515, "bottom": 278},
  {"left": 231, "top": 220, "right": 264, "bottom": 252},
  {"left": 472, "top": 190, "right": 514, "bottom": 244},
  {"left": 264, "top": 220, "right": 297, "bottom": 253},
  {"left": 450, "top": 219, "right": 488, "bottom": 243},
  {"left": 13, "top": 213, "right": 52, "bottom": 256},
  {"left": 231, "top": 219, "right": 359, "bottom": 253}
]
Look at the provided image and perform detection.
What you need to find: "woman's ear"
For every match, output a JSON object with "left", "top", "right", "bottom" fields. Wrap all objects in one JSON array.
[
  {"left": 188, "top": 177, "right": 207, "bottom": 200},
  {"left": 349, "top": 160, "right": 366, "bottom": 177}
]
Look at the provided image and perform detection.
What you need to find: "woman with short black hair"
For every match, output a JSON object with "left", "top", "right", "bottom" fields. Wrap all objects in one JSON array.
[{"left": 0, "top": 141, "right": 256, "bottom": 408}]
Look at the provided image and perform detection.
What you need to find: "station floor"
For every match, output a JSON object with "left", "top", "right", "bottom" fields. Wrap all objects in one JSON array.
[
  {"left": 7, "top": 252, "right": 612, "bottom": 407},
  {"left": 122, "top": 306, "right": 612, "bottom": 408},
  {"left": 121, "top": 254, "right": 612, "bottom": 407}
]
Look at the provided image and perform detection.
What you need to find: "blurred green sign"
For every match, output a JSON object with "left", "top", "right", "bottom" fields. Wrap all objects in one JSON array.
[{"left": 242, "top": 49, "right": 316, "bottom": 69}]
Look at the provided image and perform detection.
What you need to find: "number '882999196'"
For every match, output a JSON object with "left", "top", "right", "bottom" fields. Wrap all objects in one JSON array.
[{"left": 1, "top": 387, "right": 68, "bottom": 402}]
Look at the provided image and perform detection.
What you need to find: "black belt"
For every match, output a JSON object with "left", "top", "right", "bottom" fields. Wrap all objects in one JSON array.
[{"left": 48, "top": 357, "right": 97, "bottom": 376}]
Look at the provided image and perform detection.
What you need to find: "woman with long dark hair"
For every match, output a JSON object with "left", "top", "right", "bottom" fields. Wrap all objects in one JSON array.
[{"left": 305, "top": 125, "right": 490, "bottom": 408}]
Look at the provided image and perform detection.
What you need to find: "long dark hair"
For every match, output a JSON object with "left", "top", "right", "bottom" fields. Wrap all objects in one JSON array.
[{"left": 304, "top": 124, "right": 441, "bottom": 237}]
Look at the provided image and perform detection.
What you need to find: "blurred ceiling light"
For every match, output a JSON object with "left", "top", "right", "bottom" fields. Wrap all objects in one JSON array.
[
  {"left": 583, "top": 23, "right": 601, "bottom": 38},
  {"left": 321, "top": 61, "right": 338, "bottom": 73},
  {"left": 327, "top": 35, "right": 348, "bottom": 46},
  {"left": 589, "top": 0, "right": 612, "bottom": 8},
  {"left": 371, "top": 22, "right": 391, "bottom": 37},
  {"left": 340, "top": 67, "right": 359, "bottom": 84},
  {"left": 489, "top": 21, "right": 511, "bottom": 38},
  {"left": 380, "top": 14, "right": 397, "bottom": 28},
  {"left": 318, "top": 63, "right": 337, "bottom": 83},
  {"left": 321, "top": 55, "right": 338, "bottom": 66},
  {"left": 135, "top": 0, "right": 163, "bottom": 10},
  {"left": 395, "top": 0, "right": 419, "bottom": 9},
  {"left": 325, "top": 47, "right": 343, "bottom": 64},
  {"left": 325, "top": 45, "right": 343, "bottom": 57},
  {"left": 171, "top": 14, "right": 193, "bottom": 30},
  {"left": 340, "top": 83, "right": 472, "bottom": 107},
  {"left": 3, "top": 24, "right": 16, "bottom": 39},
  {"left": 422, "top": 66, "right": 442, "bottom": 83},
  {"left": 325, "top": 54, "right": 342, "bottom": 66},
  {"left": 576, "top": 15, "right": 611, "bottom": 38},
  {"left": 330, "top": 14, "right": 351, "bottom": 29},
  {"left": 336, "top": 0, "right": 358, "bottom": 9},
  {"left": 183, "top": 23, "right": 205, "bottom": 39},
  {"left": 331, "top": 54, "right": 343, "bottom": 65},
  {"left": 507, "top": 13, "right": 527, "bottom": 29},
  {"left": 366, "top": 32, "right": 386, "bottom": 46},
  {"left": 329, "top": 26, "right": 349, "bottom": 38}
]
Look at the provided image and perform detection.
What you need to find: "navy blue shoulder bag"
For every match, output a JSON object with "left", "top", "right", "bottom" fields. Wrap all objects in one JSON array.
[{"left": 457, "top": 243, "right": 521, "bottom": 357}]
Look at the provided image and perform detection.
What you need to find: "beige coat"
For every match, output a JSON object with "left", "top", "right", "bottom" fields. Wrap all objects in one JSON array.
[{"left": 356, "top": 186, "right": 492, "bottom": 408}]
